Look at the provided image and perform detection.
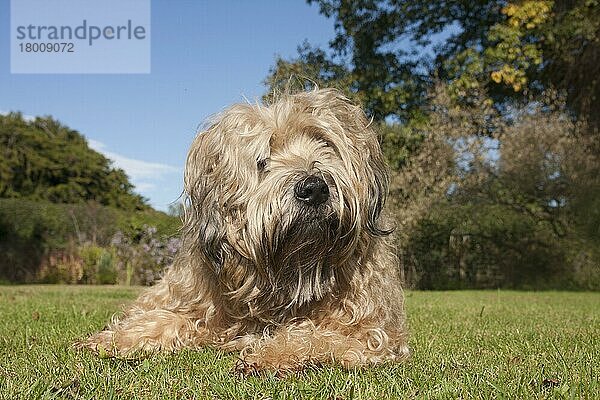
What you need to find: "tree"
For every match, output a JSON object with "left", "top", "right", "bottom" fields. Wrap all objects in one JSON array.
[
  {"left": 0, "top": 112, "right": 148, "bottom": 211},
  {"left": 267, "top": 0, "right": 599, "bottom": 128},
  {"left": 391, "top": 85, "right": 599, "bottom": 289}
]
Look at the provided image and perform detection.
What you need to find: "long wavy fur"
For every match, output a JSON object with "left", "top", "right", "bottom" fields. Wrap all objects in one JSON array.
[{"left": 78, "top": 88, "right": 409, "bottom": 372}]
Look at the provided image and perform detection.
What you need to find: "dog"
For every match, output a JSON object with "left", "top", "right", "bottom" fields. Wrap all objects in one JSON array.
[{"left": 80, "top": 88, "right": 409, "bottom": 373}]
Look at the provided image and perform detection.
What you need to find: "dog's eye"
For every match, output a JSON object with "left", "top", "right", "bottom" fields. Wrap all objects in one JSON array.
[
  {"left": 322, "top": 139, "right": 335, "bottom": 149},
  {"left": 257, "top": 158, "right": 268, "bottom": 171}
]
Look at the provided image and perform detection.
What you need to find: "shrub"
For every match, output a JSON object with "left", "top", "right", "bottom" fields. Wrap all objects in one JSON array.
[
  {"left": 0, "top": 199, "right": 180, "bottom": 283},
  {"left": 79, "top": 244, "right": 117, "bottom": 284},
  {"left": 110, "top": 226, "right": 181, "bottom": 286},
  {"left": 393, "top": 86, "right": 600, "bottom": 290},
  {"left": 37, "top": 251, "right": 82, "bottom": 284},
  {"left": 96, "top": 249, "right": 117, "bottom": 284}
]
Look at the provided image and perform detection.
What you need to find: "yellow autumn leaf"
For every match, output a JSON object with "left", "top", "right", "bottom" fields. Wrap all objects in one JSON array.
[
  {"left": 502, "top": 4, "right": 517, "bottom": 16},
  {"left": 491, "top": 71, "right": 503, "bottom": 83}
]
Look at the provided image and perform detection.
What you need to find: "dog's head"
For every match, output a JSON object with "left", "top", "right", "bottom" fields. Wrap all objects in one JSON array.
[{"left": 183, "top": 89, "right": 390, "bottom": 307}]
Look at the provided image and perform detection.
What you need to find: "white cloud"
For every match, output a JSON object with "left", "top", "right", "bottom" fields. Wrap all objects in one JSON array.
[
  {"left": 134, "top": 182, "right": 158, "bottom": 192},
  {"left": 87, "top": 139, "right": 180, "bottom": 181},
  {"left": 87, "top": 139, "right": 182, "bottom": 209}
]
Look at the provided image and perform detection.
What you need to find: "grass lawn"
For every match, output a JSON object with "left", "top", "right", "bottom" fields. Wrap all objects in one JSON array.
[{"left": 0, "top": 286, "right": 598, "bottom": 399}]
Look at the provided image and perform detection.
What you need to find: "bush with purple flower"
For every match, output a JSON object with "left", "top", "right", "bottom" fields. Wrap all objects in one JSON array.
[{"left": 111, "top": 225, "right": 181, "bottom": 285}]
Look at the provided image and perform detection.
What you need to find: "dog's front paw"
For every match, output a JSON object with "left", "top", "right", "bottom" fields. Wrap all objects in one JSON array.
[
  {"left": 233, "top": 358, "right": 262, "bottom": 376},
  {"left": 74, "top": 330, "right": 116, "bottom": 356},
  {"left": 233, "top": 351, "right": 316, "bottom": 377},
  {"left": 233, "top": 357, "right": 304, "bottom": 377}
]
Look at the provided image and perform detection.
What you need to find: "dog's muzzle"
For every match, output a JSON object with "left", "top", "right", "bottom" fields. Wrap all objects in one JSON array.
[{"left": 294, "top": 175, "right": 329, "bottom": 206}]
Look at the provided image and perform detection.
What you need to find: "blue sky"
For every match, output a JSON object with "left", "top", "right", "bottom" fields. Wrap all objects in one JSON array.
[{"left": 0, "top": 1, "right": 336, "bottom": 210}]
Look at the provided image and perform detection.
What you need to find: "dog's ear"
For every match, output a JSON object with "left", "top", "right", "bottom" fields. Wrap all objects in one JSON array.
[
  {"left": 310, "top": 88, "right": 392, "bottom": 236},
  {"left": 365, "top": 139, "right": 393, "bottom": 237},
  {"left": 183, "top": 124, "right": 227, "bottom": 272}
]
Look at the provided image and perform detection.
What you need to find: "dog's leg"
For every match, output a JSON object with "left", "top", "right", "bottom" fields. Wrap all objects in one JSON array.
[
  {"left": 78, "top": 272, "right": 214, "bottom": 356},
  {"left": 236, "top": 318, "right": 409, "bottom": 373},
  {"left": 80, "top": 308, "right": 210, "bottom": 355},
  {"left": 236, "top": 255, "right": 409, "bottom": 373}
]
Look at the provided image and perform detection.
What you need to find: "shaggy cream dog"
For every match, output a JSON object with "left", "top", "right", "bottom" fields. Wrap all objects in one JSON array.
[{"left": 80, "top": 88, "right": 409, "bottom": 373}]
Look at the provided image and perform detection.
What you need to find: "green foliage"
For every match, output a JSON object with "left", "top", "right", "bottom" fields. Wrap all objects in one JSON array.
[
  {"left": 0, "top": 199, "right": 180, "bottom": 283},
  {"left": 0, "top": 112, "right": 148, "bottom": 210},
  {"left": 405, "top": 202, "right": 572, "bottom": 290},
  {"left": 265, "top": 32, "right": 428, "bottom": 122},
  {"left": 0, "top": 110, "right": 181, "bottom": 284},
  {"left": 379, "top": 120, "right": 426, "bottom": 171},
  {"left": 389, "top": 85, "right": 600, "bottom": 290},
  {"left": 79, "top": 244, "right": 117, "bottom": 284},
  {"left": 96, "top": 250, "right": 117, "bottom": 284},
  {"left": 269, "top": 0, "right": 599, "bottom": 127},
  {"left": 0, "top": 199, "right": 75, "bottom": 282},
  {"left": 115, "top": 208, "right": 181, "bottom": 240},
  {"left": 109, "top": 226, "right": 181, "bottom": 286}
]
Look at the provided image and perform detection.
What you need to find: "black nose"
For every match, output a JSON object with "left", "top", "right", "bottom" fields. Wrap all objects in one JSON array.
[{"left": 294, "top": 175, "right": 330, "bottom": 206}]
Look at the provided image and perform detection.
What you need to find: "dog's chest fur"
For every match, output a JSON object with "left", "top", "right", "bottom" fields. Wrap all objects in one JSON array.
[{"left": 217, "top": 255, "right": 341, "bottom": 321}]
